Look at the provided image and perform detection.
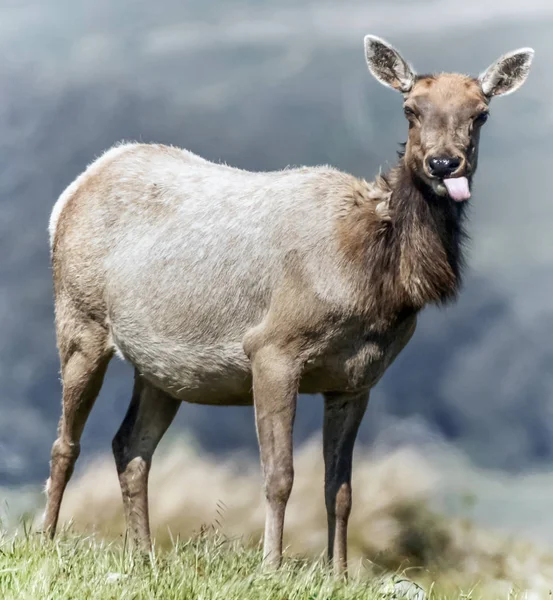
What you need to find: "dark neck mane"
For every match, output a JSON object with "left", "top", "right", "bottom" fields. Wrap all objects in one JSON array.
[
  {"left": 342, "top": 158, "right": 467, "bottom": 317},
  {"left": 386, "top": 160, "right": 466, "bottom": 307}
]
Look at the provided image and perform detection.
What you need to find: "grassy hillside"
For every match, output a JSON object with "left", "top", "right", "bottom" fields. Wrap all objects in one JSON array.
[
  {"left": 0, "top": 532, "right": 433, "bottom": 600},
  {"left": 2, "top": 441, "right": 548, "bottom": 597},
  {"left": 1, "top": 530, "right": 530, "bottom": 600}
]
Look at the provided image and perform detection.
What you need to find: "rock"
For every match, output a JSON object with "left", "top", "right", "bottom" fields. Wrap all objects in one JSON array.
[{"left": 377, "top": 575, "right": 426, "bottom": 600}]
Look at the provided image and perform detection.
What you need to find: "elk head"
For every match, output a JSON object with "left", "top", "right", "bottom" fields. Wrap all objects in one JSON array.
[{"left": 364, "top": 35, "right": 534, "bottom": 202}]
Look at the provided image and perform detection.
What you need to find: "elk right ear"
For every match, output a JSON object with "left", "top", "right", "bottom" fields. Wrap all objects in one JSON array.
[{"left": 364, "top": 35, "right": 416, "bottom": 93}]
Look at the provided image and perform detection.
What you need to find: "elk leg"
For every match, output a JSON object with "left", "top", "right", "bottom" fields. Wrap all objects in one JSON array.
[
  {"left": 323, "top": 390, "right": 369, "bottom": 575},
  {"left": 251, "top": 346, "right": 299, "bottom": 568},
  {"left": 43, "top": 316, "right": 112, "bottom": 537},
  {"left": 112, "top": 374, "right": 180, "bottom": 551}
]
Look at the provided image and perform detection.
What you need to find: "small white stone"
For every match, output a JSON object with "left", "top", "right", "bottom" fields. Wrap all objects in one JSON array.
[
  {"left": 521, "top": 591, "right": 546, "bottom": 600},
  {"left": 377, "top": 575, "right": 426, "bottom": 600},
  {"left": 106, "top": 572, "right": 128, "bottom": 583}
]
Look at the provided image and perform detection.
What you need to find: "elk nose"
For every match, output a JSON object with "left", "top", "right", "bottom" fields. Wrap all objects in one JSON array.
[{"left": 427, "top": 156, "right": 461, "bottom": 178}]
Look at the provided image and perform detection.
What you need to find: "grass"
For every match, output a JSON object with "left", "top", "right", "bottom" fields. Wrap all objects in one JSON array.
[
  {"left": 0, "top": 530, "right": 436, "bottom": 600},
  {"left": 50, "top": 441, "right": 553, "bottom": 594},
  {"left": 3, "top": 441, "right": 551, "bottom": 598}
]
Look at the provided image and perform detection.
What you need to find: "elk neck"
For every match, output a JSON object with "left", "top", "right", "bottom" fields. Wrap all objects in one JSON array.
[{"left": 339, "top": 156, "right": 468, "bottom": 320}]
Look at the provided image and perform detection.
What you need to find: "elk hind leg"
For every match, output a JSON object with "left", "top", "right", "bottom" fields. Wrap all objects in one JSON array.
[
  {"left": 112, "top": 374, "right": 180, "bottom": 551},
  {"left": 43, "top": 314, "right": 112, "bottom": 537}
]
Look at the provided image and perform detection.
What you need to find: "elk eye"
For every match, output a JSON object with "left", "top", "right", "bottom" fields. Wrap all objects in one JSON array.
[
  {"left": 403, "top": 106, "right": 416, "bottom": 118},
  {"left": 474, "top": 111, "right": 489, "bottom": 125}
]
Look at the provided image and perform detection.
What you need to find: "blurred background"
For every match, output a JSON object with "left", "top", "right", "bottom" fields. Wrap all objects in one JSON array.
[{"left": 1, "top": 0, "right": 553, "bottom": 590}]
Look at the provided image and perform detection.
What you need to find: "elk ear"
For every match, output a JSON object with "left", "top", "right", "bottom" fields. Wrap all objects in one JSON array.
[
  {"left": 364, "top": 35, "right": 416, "bottom": 93},
  {"left": 478, "top": 48, "right": 534, "bottom": 97}
]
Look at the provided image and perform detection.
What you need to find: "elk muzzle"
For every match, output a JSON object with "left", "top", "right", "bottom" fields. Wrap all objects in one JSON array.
[
  {"left": 427, "top": 156, "right": 461, "bottom": 178},
  {"left": 426, "top": 154, "right": 471, "bottom": 202}
]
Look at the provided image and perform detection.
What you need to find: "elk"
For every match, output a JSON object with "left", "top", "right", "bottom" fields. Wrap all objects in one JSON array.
[{"left": 44, "top": 35, "right": 533, "bottom": 573}]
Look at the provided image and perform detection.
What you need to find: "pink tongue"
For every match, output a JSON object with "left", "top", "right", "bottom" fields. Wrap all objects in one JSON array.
[{"left": 444, "top": 177, "right": 470, "bottom": 202}]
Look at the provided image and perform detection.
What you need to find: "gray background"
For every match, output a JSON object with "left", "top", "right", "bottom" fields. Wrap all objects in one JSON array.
[{"left": 1, "top": 0, "right": 551, "bottom": 492}]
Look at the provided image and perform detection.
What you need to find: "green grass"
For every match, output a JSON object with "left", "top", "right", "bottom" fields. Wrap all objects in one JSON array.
[
  {"left": 0, "top": 529, "right": 526, "bottom": 600},
  {"left": 0, "top": 529, "right": 435, "bottom": 600}
]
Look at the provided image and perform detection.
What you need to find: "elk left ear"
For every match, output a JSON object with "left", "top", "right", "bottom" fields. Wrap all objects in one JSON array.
[{"left": 478, "top": 48, "right": 534, "bottom": 97}]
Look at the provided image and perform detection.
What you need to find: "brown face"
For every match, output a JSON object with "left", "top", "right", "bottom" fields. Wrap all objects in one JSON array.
[
  {"left": 403, "top": 74, "right": 489, "bottom": 199},
  {"left": 364, "top": 34, "right": 534, "bottom": 203}
]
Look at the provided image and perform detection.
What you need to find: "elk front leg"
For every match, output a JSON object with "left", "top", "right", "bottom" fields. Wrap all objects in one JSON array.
[
  {"left": 251, "top": 346, "right": 300, "bottom": 569},
  {"left": 323, "top": 390, "right": 369, "bottom": 575}
]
